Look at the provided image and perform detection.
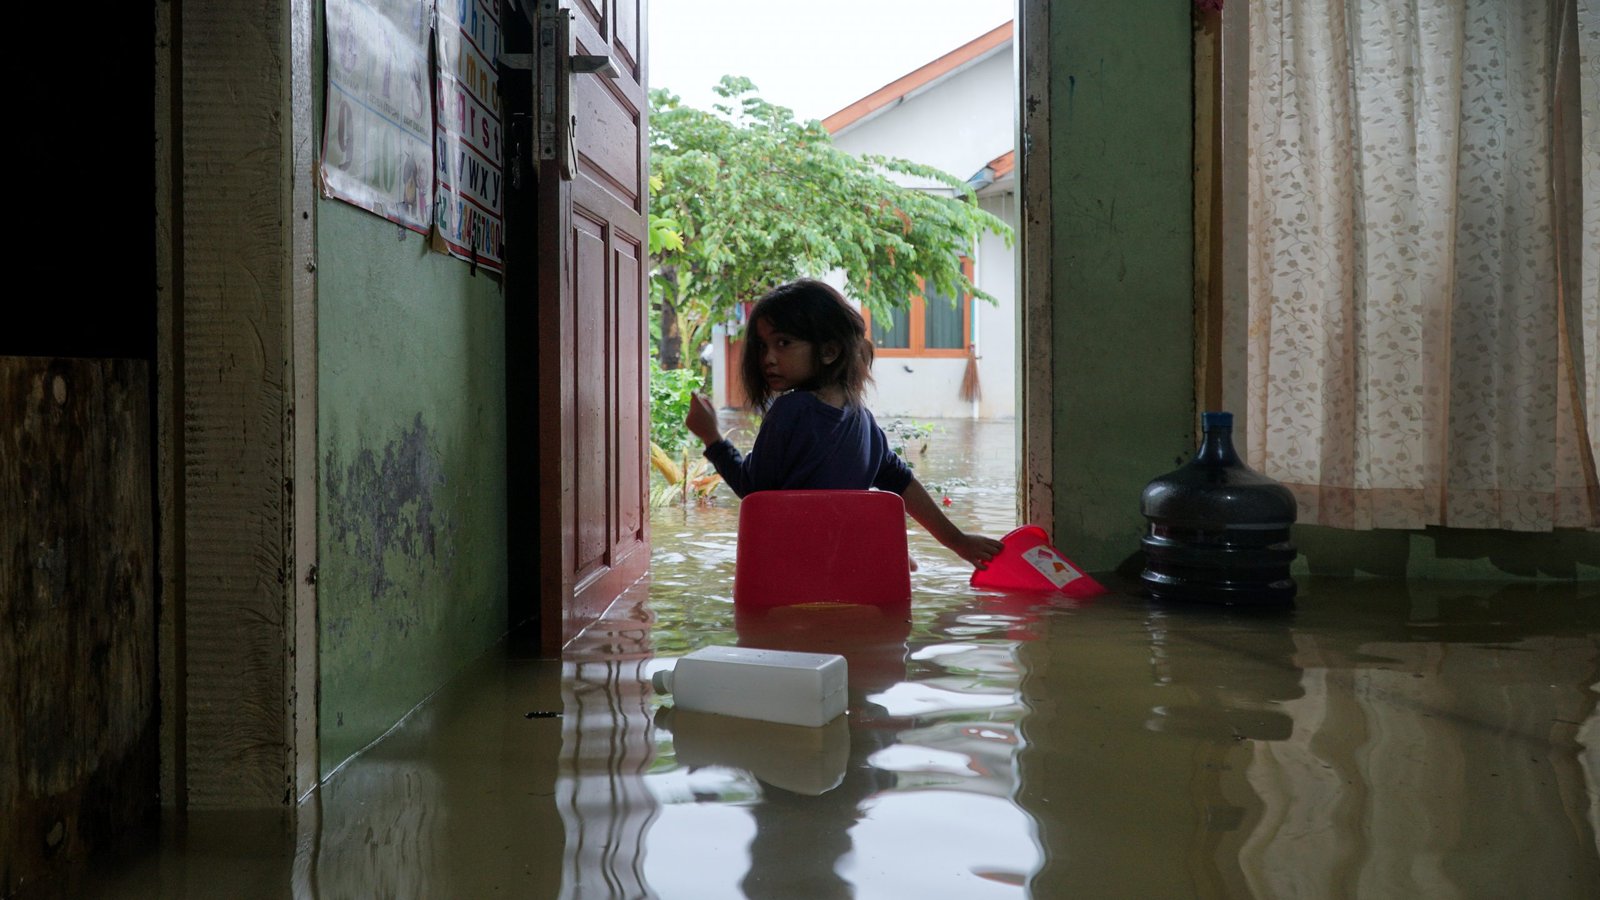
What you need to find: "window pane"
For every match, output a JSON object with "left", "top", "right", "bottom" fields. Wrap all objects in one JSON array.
[
  {"left": 924, "top": 286, "right": 964, "bottom": 350},
  {"left": 873, "top": 306, "right": 911, "bottom": 349}
]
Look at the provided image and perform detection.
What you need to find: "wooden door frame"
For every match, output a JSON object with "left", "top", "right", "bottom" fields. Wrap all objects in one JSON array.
[
  {"left": 154, "top": 0, "right": 319, "bottom": 812},
  {"left": 1017, "top": 0, "right": 1053, "bottom": 535}
]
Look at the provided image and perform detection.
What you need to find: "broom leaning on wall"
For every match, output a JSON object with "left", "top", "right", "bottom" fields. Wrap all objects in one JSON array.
[
  {"left": 960, "top": 342, "right": 981, "bottom": 417},
  {"left": 959, "top": 284, "right": 981, "bottom": 418}
]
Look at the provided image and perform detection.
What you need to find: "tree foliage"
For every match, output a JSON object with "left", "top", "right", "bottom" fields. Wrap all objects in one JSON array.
[{"left": 650, "top": 77, "right": 1012, "bottom": 368}]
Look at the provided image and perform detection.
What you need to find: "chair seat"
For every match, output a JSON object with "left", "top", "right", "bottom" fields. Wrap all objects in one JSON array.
[{"left": 734, "top": 490, "right": 911, "bottom": 610}]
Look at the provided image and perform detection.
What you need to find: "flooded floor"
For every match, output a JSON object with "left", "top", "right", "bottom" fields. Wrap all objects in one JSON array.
[{"left": 85, "top": 419, "right": 1600, "bottom": 898}]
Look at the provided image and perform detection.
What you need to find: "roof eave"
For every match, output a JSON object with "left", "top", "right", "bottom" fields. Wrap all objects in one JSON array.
[{"left": 823, "top": 21, "right": 1015, "bottom": 138}]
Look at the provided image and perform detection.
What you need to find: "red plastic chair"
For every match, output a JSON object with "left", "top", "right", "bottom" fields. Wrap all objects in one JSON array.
[{"left": 733, "top": 490, "right": 912, "bottom": 610}]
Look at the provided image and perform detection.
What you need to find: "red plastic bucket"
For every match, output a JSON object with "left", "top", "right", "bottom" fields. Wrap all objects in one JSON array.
[{"left": 969, "top": 525, "right": 1107, "bottom": 599}]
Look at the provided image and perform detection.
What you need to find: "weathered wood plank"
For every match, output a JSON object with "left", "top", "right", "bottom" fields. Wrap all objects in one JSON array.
[{"left": 1, "top": 357, "right": 156, "bottom": 896}]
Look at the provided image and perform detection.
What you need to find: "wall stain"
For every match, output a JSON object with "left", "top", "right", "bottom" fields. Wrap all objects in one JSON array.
[{"left": 323, "top": 413, "right": 456, "bottom": 639}]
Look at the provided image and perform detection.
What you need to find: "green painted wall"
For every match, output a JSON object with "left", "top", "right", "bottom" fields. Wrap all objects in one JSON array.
[
  {"left": 316, "top": 200, "right": 509, "bottom": 777},
  {"left": 1044, "top": 4, "right": 1597, "bottom": 580},
  {"left": 1048, "top": 1, "right": 1197, "bottom": 574},
  {"left": 1294, "top": 527, "right": 1600, "bottom": 580}
]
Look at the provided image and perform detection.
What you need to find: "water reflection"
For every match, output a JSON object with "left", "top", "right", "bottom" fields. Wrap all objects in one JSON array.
[
  {"left": 1234, "top": 582, "right": 1600, "bottom": 898},
  {"left": 557, "top": 582, "right": 660, "bottom": 900},
  {"left": 1141, "top": 607, "right": 1301, "bottom": 742},
  {"left": 74, "top": 421, "right": 1600, "bottom": 899},
  {"left": 661, "top": 710, "right": 850, "bottom": 796},
  {"left": 726, "top": 602, "right": 1028, "bottom": 900},
  {"left": 1015, "top": 580, "right": 1600, "bottom": 899}
]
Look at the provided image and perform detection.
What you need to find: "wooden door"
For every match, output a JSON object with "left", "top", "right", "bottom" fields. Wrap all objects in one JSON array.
[{"left": 537, "top": 0, "right": 649, "bottom": 652}]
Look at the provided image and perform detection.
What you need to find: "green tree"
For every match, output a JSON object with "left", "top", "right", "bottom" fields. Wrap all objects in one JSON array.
[{"left": 650, "top": 77, "right": 1012, "bottom": 371}]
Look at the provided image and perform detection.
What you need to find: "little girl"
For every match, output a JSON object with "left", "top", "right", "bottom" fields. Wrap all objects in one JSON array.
[{"left": 686, "top": 278, "right": 1004, "bottom": 570}]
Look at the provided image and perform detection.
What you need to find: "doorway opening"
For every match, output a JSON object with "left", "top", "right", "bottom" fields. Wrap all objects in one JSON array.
[{"left": 644, "top": 1, "right": 1026, "bottom": 551}]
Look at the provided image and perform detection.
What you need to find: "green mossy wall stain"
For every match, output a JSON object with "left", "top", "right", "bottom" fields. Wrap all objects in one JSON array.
[{"left": 323, "top": 414, "right": 455, "bottom": 640}]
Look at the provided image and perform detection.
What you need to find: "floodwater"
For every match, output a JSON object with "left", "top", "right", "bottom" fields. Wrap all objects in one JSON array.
[{"left": 82, "top": 418, "right": 1600, "bottom": 898}]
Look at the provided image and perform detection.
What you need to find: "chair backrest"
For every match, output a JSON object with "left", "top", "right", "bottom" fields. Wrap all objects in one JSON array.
[{"left": 734, "top": 490, "right": 911, "bottom": 610}]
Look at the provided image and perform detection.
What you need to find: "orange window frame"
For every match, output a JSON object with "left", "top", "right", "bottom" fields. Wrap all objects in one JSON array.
[{"left": 865, "top": 257, "right": 974, "bottom": 358}]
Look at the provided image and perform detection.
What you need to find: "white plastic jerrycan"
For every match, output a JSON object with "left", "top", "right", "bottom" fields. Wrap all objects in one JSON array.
[{"left": 651, "top": 646, "right": 847, "bottom": 728}]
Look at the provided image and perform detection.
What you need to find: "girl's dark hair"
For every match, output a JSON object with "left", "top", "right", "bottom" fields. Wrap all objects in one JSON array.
[{"left": 739, "top": 279, "right": 875, "bottom": 411}]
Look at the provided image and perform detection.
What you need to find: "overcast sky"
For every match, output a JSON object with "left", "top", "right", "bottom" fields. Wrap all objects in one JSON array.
[{"left": 647, "top": 1, "right": 1014, "bottom": 122}]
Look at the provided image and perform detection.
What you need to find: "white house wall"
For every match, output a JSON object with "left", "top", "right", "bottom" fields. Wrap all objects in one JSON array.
[
  {"left": 832, "top": 46, "right": 1017, "bottom": 421},
  {"left": 830, "top": 49, "right": 1015, "bottom": 191},
  {"left": 975, "top": 192, "right": 1016, "bottom": 419}
]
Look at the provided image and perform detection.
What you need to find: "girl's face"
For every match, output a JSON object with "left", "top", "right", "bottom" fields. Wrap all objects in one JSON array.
[{"left": 752, "top": 316, "right": 824, "bottom": 393}]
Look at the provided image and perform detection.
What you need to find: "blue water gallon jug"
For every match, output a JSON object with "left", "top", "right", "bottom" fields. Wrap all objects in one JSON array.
[{"left": 1139, "top": 412, "right": 1297, "bottom": 606}]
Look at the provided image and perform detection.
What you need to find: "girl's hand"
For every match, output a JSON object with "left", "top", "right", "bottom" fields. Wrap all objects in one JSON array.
[
  {"left": 685, "top": 393, "right": 722, "bottom": 446},
  {"left": 953, "top": 533, "right": 1005, "bottom": 570}
]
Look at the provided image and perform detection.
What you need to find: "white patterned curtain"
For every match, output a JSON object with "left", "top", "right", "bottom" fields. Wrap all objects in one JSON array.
[{"left": 1245, "top": 0, "right": 1600, "bottom": 530}]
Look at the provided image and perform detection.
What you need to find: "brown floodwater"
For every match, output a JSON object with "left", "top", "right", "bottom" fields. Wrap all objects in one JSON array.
[{"left": 81, "top": 418, "right": 1600, "bottom": 898}]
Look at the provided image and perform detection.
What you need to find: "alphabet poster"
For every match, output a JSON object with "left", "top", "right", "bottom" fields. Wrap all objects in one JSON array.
[
  {"left": 432, "top": 0, "right": 505, "bottom": 270},
  {"left": 320, "top": 0, "right": 436, "bottom": 234}
]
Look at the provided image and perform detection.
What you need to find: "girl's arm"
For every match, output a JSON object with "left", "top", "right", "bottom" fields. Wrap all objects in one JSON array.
[
  {"left": 901, "top": 477, "right": 1004, "bottom": 569},
  {"left": 688, "top": 393, "right": 793, "bottom": 498},
  {"left": 687, "top": 392, "right": 753, "bottom": 496}
]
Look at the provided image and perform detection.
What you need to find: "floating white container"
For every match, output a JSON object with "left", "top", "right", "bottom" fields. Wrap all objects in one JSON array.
[{"left": 651, "top": 646, "right": 848, "bottom": 728}]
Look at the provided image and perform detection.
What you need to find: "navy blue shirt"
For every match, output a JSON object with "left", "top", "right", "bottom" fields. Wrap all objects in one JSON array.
[{"left": 704, "top": 391, "right": 914, "bottom": 498}]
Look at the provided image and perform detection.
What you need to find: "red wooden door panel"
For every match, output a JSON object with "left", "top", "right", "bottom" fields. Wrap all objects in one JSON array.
[{"left": 538, "top": 0, "right": 649, "bottom": 652}]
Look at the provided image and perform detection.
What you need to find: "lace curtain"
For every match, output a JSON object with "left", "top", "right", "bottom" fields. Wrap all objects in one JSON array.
[{"left": 1245, "top": 0, "right": 1600, "bottom": 530}]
